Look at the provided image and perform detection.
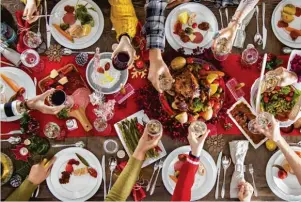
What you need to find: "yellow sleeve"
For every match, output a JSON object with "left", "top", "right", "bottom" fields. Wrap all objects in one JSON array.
[
  {"left": 105, "top": 156, "right": 143, "bottom": 201},
  {"left": 6, "top": 178, "right": 38, "bottom": 201},
  {"left": 109, "top": 0, "right": 138, "bottom": 41}
]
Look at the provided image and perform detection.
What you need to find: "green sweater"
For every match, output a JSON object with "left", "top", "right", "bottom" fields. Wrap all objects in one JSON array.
[{"left": 5, "top": 156, "right": 143, "bottom": 201}]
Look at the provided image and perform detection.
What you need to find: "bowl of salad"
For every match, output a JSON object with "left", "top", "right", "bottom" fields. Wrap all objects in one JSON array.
[{"left": 250, "top": 78, "right": 301, "bottom": 127}]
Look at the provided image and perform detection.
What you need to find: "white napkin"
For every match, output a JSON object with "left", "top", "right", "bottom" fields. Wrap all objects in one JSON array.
[{"left": 229, "top": 140, "right": 249, "bottom": 198}]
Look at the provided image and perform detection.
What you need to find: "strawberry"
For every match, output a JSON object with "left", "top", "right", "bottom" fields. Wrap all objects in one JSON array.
[
  {"left": 68, "top": 159, "right": 80, "bottom": 165},
  {"left": 285, "top": 96, "right": 292, "bottom": 102},
  {"left": 203, "top": 64, "right": 210, "bottom": 70},
  {"left": 186, "top": 57, "right": 194, "bottom": 64},
  {"left": 192, "top": 23, "right": 197, "bottom": 29},
  {"left": 104, "top": 62, "right": 110, "bottom": 71},
  {"left": 264, "top": 96, "right": 269, "bottom": 103},
  {"left": 97, "top": 67, "right": 104, "bottom": 74},
  {"left": 65, "top": 163, "right": 74, "bottom": 173},
  {"left": 56, "top": 85, "right": 64, "bottom": 90}
]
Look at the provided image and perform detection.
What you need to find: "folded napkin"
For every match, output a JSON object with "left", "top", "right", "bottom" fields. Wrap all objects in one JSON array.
[
  {"left": 202, "top": 0, "right": 240, "bottom": 8},
  {"left": 229, "top": 140, "right": 249, "bottom": 198}
]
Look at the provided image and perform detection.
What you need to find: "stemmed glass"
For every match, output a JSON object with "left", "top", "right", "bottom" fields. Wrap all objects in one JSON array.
[
  {"left": 20, "top": 49, "right": 44, "bottom": 72},
  {"left": 248, "top": 112, "right": 273, "bottom": 134},
  {"left": 189, "top": 121, "right": 207, "bottom": 137}
]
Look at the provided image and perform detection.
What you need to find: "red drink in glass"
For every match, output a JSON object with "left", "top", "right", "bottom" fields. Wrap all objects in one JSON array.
[{"left": 112, "top": 52, "right": 129, "bottom": 71}]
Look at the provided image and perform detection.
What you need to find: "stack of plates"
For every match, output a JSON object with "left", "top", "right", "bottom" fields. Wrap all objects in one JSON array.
[
  {"left": 165, "top": 3, "right": 218, "bottom": 55},
  {"left": 162, "top": 146, "right": 217, "bottom": 200},
  {"left": 266, "top": 147, "right": 301, "bottom": 201},
  {"left": 0, "top": 67, "right": 36, "bottom": 122},
  {"left": 46, "top": 148, "right": 102, "bottom": 201}
]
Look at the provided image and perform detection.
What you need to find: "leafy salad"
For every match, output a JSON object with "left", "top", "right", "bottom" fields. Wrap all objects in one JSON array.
[{"left": 260, "top": 85, "right": 301, "bottom": 121}]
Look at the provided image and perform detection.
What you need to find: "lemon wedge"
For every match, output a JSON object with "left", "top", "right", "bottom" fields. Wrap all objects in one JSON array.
[
  {"left": 210, "top": 84, "right": 219, "bottom": 96},
  {"left": 178, "top": 12, "right": 189, "bottom": 24},
  {"left": 207, "top": 73, "right": 218, "bottom": 84},
  {"left": 82, "top": 24, "right": 91, "bottom": 36}
]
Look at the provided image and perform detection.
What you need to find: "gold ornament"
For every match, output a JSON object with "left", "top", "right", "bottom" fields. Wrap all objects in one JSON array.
[{"left": 45, "top": 44, "right": 63, "bottom": 62}]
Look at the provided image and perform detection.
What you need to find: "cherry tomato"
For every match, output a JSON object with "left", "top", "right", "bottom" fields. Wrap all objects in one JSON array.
[
  {"left": 88, "top": 168, "right": 98, "bottom": 178},
  {"left": 264, "top": 97, "right": 269, "bottom": 103},
  {"left": 289, "top": 92, "right": 294, "bottom": 97},
  {"left": 274, "top": 86, "right": 281, "bottom": 91},
  {"left": 285, "top": 96, "right": 292, "bottom": 102},
  {"left": 192, "top": 23, "right": 197, "bottom": 29}
]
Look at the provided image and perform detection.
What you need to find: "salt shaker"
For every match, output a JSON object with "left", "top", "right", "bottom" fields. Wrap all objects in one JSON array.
[{"left": 0, "top": 43, "right": 21, "bottom": 66}]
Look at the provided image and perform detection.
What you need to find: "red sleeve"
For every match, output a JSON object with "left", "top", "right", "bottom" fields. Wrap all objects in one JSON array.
[{"left": 171, "top": 155, "right": 199, "bottom": 201}]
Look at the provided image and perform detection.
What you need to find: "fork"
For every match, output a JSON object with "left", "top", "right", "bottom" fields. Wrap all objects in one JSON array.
[
  {"left": 150, "top": 159, "right": 164, "bottom": 195},
  {"left": 146, "top": 161, "right": 159, "bottom": 191},
  {"left": 108, "top": 157, "right": 117, "bottom": 191},
  {"left": 31, "top": 185, "right": 40, "bottom": 198},
  {"left": 249, "top": 164, "right": 258, "bottom": 197}
]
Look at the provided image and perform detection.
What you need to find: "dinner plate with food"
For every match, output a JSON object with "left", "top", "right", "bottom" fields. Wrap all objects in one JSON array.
[
  {"left": 272, "top": 0, "right": 301, "bottom": 48},
  {"left": 266, "top": 146, "right": 301, "bottom": 201},
  {"left": 46, "top": 148, "right": 102, "bottom": 201},
  {"left": 49, "top": 0, "right": 104, "bottom": 49},
  {"left": 0, "top": 67, "right": 36, "bottom": 122},
  {"left": 162, "top": 146, "right": 217, "bottom": 200},
  {"left": 165, "top": 3, "right": 218, "bottom": 54},
  {"left": 287, "top": 50, "right": 301, "bottom": 88},
  {"left": 160, "top": 57, "right": 225, "bottom": 124},
  {"left": 114, "top": 110, "right": 167, "bottom": 168},
  {"left": 86, "top": 52, "right": 128, "bottom": 94}
]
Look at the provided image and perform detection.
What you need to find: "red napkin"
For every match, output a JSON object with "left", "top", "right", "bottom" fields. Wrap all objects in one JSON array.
[
  {"left": 15, "top": 10, "right": 29, "bottom": 53},
  {"left": 117, "top": 161, "right": 146, "bottom": 201}
]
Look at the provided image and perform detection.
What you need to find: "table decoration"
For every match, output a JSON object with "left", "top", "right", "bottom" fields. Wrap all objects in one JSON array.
[
  {"left": 206, "top": 134, "right": 225, "bottom": 154},
  {"left": 9, "top": 174, "right": 22, "bottom": 188},
  {"left": 45, "top": 44, "right": 63, "bottom": 62},
  {"left": 1, "top": 153, "right": 14, "bottom": 186},
  {"left": 12, "top": 144, "right": 31, "bottom": 162},
  {"left": 229, "top": 140, "right": 249, "bottom": 198},
  {"left": 20, "top": 112, "right": 40, "bottom": 135},
  {"left": 15, "top": 10, "right": 30, "bottom": 53},
  {"left": 75, "top": 52, "right": 89, "bottom": 66}
]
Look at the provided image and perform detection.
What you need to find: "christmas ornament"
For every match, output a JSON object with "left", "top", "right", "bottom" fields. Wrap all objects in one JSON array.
[
  {"left": 45, "top": 44, "right": 63, "bottom": 62},
  {"left": 12, "top": 144, "right": 31, "bottom": 162},
  {"left": 89, "top": 91, "right": 104, "bottom": 106},
  {"left": 20, "top": 112, "right": 40, "bottom": 135},
  {"left": 206, "top": 134, "right": 225, "bottom": 155},
  {"left": 75, "top": 52, "right": 89, "bottom": 66},
  {"left": 129, "top": 61, "right": 148, "bottom": 79},
  {"left": 10, "top": 174, "right": 22, "bottom": 188}
]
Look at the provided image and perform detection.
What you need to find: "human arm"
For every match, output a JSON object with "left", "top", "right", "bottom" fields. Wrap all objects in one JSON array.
[
  {"left": 105, "top": 129, "right": 162, "bottom": 201},
  {"left": 6, "top": 158, "right": 55, "bottom": 201},
  {"left": 257, "top": 116, "right": 301, "bottom": 184},
  {"left": 21, "top": 0, "right": 40, "bottom": 24},
  {"left": 0, "top": 89, "right": 65, "bottom": 119},
  {"left": 171, "top": 129, "right": 209, "bottom": 201},
  {"left": 238, "top": 180, "right": 253, "bottom": 202}
]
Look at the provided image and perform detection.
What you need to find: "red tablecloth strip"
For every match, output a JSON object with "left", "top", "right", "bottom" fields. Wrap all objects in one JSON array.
[{"left": 0, "top": 54, "right": 299, "bottom": 137}]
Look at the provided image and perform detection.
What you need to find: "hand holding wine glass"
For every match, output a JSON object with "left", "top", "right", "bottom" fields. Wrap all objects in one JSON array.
[
  {"left": 188, "top": 127, "right": 210, "bottom": 157},
  {"left": 255, "top": 115, "right": 281, "bottom": 143},
  {"left": 112, "top": 35, "right": 136, "bottom": 69}
]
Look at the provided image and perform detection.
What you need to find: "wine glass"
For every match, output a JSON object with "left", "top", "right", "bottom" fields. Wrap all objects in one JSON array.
[
  {"left": 241, "top": 44, "right": 259, "bottom": 66},
  {"left": 248, "top": 112, "right": 273, "bottom": 134},
  {"left": 94, "top": 116, "right": 108, "bottom": 132},
  {"left": 189, "top": 121, "right": 207, "bottom": 137},
  {"left": 44, "top": 122, "right": 61, "bottom": 139},
  {"left": 146, "top": 120, "right": 162, "bottom": 137},
  {"left": 20, "top": 49, "right": 44, "bottom": 72},
  {"left": 23, "top": 31, "right": 42, "bottom": 48},
  {"left": 159, "top": 76, "right": 173, "bottom": 92}
]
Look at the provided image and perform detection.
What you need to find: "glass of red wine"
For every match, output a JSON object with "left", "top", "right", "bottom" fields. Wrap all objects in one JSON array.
[
  {"left": 48, "top": 90, "right": 67, "bottom": 106},
  {"left": 112, "top": 52, "right": 130, "bottom": 71}
]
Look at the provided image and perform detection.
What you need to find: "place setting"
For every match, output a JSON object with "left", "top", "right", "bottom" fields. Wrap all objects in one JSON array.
[{"left": 1, "top": 0, "right": 301, "bottom": 201}]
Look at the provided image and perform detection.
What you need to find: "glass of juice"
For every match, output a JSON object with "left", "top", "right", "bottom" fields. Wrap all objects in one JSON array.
[{"left": 112, "top": 52, "right": 130, "bottom": 71}]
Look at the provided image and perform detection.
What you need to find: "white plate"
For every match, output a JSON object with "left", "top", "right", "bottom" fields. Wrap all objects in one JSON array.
[
  {"left": 0, "top": 67, "right": 36, "bottom": 122},
  {"left": 162, "top": 146, "right": 217, "bottom": 200},
  {"left": 227, "top": 98, "right": 268, "bottom": 149},
  {"left": 114, "top": 110, "right": 167, "bottom": 168},
  {"left": 250, "top": 78, "right": 301, "bottom": 127},
  {"left": 169, "top": 3, "right": 217, "bottom": 49},
  {"left": 46, "top": 148, "right": 102, "bottom": 201},
  {"left": 271, "top": 0, "right": 301, "bottom": 48},
  {"left": 165, "top": 3, "right": 218, "bottom": 55},
  {"left": 86, "top": 52, "right": 128, "bottom": 94},
  {"left": 266, "top": 146, "right": 301, "bottom": 201},
  {"left": 287, "top": 49, "right": 301, "bottom": 89},
  {"left": 49, "top": 0, "right": 104, "bottom": 49}
]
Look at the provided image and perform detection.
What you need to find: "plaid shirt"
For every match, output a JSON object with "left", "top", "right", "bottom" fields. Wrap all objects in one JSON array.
[{"left": 143, "top": 0, "right": 167, "bottom": 51}]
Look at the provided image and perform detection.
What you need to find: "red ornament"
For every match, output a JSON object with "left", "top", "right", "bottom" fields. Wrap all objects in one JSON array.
[
  {"left": 12, "top": 144, "right": 31, "bottom": 162},
  {"left": 135, "top": 60, "right": 145, "bottom": 70}
]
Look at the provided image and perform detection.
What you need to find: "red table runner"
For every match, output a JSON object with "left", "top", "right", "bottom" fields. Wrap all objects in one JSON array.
[{"left": 1, "top": 54, "right": 299, "bottom": 137}]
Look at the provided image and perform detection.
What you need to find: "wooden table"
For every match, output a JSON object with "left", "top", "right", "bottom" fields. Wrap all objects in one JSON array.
[{"left": 1, "top": 0, "right": 301, "bottom": 201}]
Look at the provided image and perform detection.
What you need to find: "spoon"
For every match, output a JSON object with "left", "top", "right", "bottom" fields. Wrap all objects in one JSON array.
[
  {"left": 282, "top": 47, "right": 293, "bottom": 55},
  {"left": 52, "top": 141, "right": 85, "bottom": 148},
  {"left": 221, "top": 156, "right": 231, "bottom": 198},
  {"left": 1, "top": 136, "right": 22, "bottom": 144},
  {"left": 254, "top": 6, "right": 263, "bottom": 45},
  {"left": 108, "top": 157, "right": 117, "bottom": 191},
  {"left": 62, "top": 48, "right": 95, "bottom": 55}
]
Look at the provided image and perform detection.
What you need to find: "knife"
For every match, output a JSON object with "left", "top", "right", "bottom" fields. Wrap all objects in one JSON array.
[
  {"left": 44, "top": 0, "right": 51, "bottom": 48},
  {"left": 215, "top": 151, "right": 223, "bottom": 199},
  {"left": 255, "top": 54, "right": 267, "bottom": 113},
  {"left": 262, "top": 3, "right": 267, "bottom": 49},
  {"left": 102, "top": 155, "right": 107, "bottom": 200}
]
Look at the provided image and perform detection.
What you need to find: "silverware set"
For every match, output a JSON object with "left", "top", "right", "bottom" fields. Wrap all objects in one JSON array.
[
  {"left": 218, "top": 8, "right": 229, "bottom": 29},
  {"left": 148, "top": 159, "right": 164, "bottom": 195},
  {"left": 221, "top": 156, "right": 231, "bottom": 198},
  {"left": 249, "top": 164, "right": 258, "bottom": 197},
  {"left": 254, "top": 4, "right": 267, "bottom": 49}
]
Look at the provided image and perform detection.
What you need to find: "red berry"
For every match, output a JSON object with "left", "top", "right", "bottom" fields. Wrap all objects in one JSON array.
[
  {"left": 192, "top": 23, "right": 197, "bottom": 28},
  {"left": 56, "top": 85, "right": 64, "bottom": 90},
  {"left": 65, "top": 164, "right": 74, "bottom": 173},
  {"left": 104, "top": 62, "right": 110, "bottom": 71},
  {"left": 88, "top": 168, "right": 98, "bottom": 178},
  {"left": 97, "top": 67, "right": 104, "bottom": 74},
  {"left": 264, "top": 96, "right": 269, "bottom": 103},
  {"left": 285, "top": 96, "right": 292, "bottom": 101},
  {"left": 203, "top": 64, "right": 210, "bottom": 70},
  {"left": 275, "top": 86, "right": 281, "bottom": 91},
  {"left": 186, "top": 58, "right": 194, "bottom": 64}
]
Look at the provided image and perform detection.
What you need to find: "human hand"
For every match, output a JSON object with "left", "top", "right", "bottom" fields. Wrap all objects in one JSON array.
[
  {"left": 148, "top": 49, "right": 173, "bottom": 93},
  {"left": 256, "top": 116, "right": 281, "bottom": 143},
  {"left": 188, "top": 129, "right": 210, "bottom": 157},
  {"left": 23, "top": 0, "right": 39, "bottom": 24},
  {"left": 28, "top": 157, "right": 56, "bottom": 185},
  {"left": 238, "top": 180, "right": 254, "bottom": 202},
  {"left": 167, "top": 0, "right": 191, "bottom": 9},
  {"left": 112, "top": 35, "right": 136, "bottom": 67},
  {"left": 133, "top": 128, "right": 162, "bottom": 160},
  {"left": 26, "top": 89, "right": 65, "bottom": 115}
]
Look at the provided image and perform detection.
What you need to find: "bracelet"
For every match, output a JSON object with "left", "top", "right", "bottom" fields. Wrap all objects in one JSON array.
[
  {"left": 189, "top": 151, "right": 200, "bottom": 160},
  {"left": 19, "top": 100, "right": 31, "bottom": 113}
]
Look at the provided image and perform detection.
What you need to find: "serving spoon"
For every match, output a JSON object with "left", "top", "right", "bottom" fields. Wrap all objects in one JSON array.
[
  {"left": 254, "top": 6, "right": 263, "bottom": 45},
  {"left": 52, "top": 141, "right": 85, "bottom": 148},
  {"left": 1, "top": 136, "right": 22, "bottom": 144}
]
